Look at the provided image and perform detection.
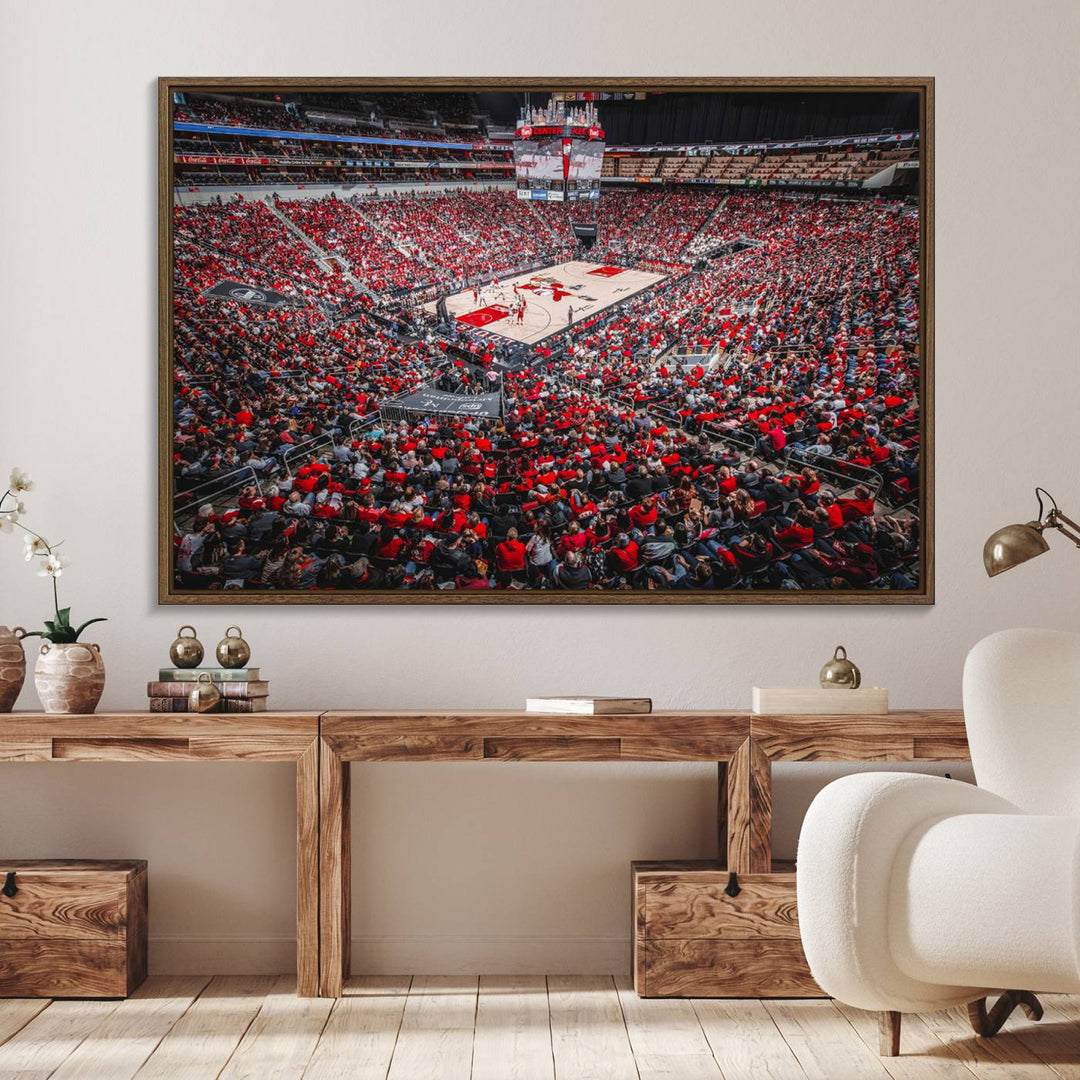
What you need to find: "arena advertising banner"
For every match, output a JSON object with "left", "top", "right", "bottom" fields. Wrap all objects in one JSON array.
[
  {"left": 395, "top": 388, "right": 503, "bottom": 418},
  {"left": 203, "top": 280, "right": 291, "bottom": 307},
  {"left": 162, "top": 79, "right": 933, "bottom": 605}
]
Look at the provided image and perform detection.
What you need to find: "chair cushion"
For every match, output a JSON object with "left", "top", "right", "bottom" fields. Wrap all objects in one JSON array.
[
  {"left": 798, "top": 772, "right": 1017, "bottom": 1011},
  {"left": 890, "top": 812, "right": 1080, "bottom": 992}
]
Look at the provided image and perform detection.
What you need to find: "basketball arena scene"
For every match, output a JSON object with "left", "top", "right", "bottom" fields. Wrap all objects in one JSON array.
[{"left": 169, "top": 87, "right": 923, "bottom": 596}]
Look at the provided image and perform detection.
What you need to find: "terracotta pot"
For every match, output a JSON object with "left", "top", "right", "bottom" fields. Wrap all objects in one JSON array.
[
  {"left": 34, "top": 642, "right": 106, "bottom": 715},
  {"left": 0, "top": 626, "right": 27, "bottom": 713}
]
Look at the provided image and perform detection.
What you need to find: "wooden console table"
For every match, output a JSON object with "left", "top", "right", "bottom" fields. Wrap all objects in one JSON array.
[
  {"left": 0, "top": 712, "right": 322, "bottom": 997},
  {"left": 318, "top": 708, "right": 969, "bottom": 998},
  {"left": 738, "top": 709, "right": 970, "bottom": 874},
  {"left": 1, "top": 708, "right": 971, "bottom": 999}
]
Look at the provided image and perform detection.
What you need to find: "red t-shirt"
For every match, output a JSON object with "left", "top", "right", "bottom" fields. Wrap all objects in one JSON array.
[
  {"left": 776, "top": 524, "right": 814, "bottom": 550},
  {"left": 837, "top": 497, "right": 875, "bottom": 523},
  {"left": 629, "top": 503, "right": 658, "bottom": 529},
  {"left": 610, "top": 541, "right": 639, "bottom": 571},
  {"left": 496, "top": 540, "right": 527, "bottom": 571},
  {"left": 377, "top": 537, "right": 404, "bottom": 559}
]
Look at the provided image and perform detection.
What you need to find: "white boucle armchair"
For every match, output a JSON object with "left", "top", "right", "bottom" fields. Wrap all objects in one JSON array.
[{"left": 797, "top": 628, "right": 1080, "bottom": 1056}]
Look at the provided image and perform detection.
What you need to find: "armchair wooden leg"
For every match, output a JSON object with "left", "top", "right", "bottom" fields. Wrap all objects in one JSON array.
[
  {"left": 968, "top": 991, "right": 1044, "bottom": 1038},
  {"left": 879, "top": 1010, "right": 902, "bottom": 1056}
]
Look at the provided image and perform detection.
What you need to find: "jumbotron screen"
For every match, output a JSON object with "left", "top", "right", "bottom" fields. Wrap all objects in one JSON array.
[
  {"left": 568, "top": 139, "right": 604, "bottom": 182},
  {"left": 513, "top": 136, "right": 565, "bottom": 182},
  {"left": 514, "top": 126, "right": 605, "bottom": 200}
]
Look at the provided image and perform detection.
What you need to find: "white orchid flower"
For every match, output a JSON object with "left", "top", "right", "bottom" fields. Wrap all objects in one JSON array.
[
  {"left": 38, "top": 553, "right": 69, "bottom": 578},
  {"left": 0, "top": 513, "right": 15, "bottom": 534},
  {"left": 23, "top": 534, "right": 49, "bottom": 560},
  {"left": 8, "top": 469, "right": 34, "bottom": 493}
]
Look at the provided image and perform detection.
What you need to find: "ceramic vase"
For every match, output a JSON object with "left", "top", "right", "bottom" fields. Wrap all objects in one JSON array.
[
  {"left": 0, "top": 626, "right": 27, "bottom": 713},
  {"left": 34, "top": 642, "right": 106, "bottom": 714}
]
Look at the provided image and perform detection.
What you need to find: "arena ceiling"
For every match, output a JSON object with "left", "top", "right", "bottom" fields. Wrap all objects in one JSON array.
[{"left": 278, "top": 89, "right": 919, "bottom": 144}]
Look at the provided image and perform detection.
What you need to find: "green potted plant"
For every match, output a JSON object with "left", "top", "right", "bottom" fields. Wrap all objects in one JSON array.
[{"left": 1, "top": 468, "right": 108, "bottom": 714}]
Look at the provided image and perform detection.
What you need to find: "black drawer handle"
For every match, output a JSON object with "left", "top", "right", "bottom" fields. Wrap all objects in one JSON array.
[
  {"left": 724, "top": 871, "right": 741, "bottom": 898},
  {"left": 2, "top": 871, "right": 16, "bottom": 898}
]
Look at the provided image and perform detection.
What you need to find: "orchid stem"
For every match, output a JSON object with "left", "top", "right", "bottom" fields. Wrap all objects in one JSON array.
[{"left": 11, "top": 519, "right": 51, "bottom": 552}]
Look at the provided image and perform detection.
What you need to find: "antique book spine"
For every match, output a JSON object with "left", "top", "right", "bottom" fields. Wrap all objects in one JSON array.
[
  {"left": 147, "top": 696, "right": 189, "bottom": 712},
  {"left": 147, "top": 680, "right": 269, "bottom": 699},
  {"left": 222, "top": 698, "right": 268, "bottom": 713},
  {"left": 146, "top": 696, "right": 268, "bottom": 713}
]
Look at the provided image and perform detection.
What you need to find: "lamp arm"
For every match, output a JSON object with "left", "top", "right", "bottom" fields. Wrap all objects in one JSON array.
[{"left": 1047, "top": 509, "right": 1080, "bottom": 548}]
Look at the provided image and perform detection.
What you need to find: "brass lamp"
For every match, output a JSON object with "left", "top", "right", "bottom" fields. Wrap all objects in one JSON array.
[{"left": 984, "top": 488, "right": 1080, "bottom": 577}]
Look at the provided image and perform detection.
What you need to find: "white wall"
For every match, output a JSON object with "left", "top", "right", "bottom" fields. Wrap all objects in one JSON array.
[{"left": 2, "top": 0, "right": 1079, "bottom": 975}]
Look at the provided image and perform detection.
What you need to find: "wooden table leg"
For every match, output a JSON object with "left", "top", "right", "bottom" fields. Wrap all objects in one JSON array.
[
  {"left": 319, "top": 738, "right": 351, "bottom": 997},
  {"left": 717, "top": 760, "right": 728, "bottom": 869},
  {"left": 296, "top": 738, "right": 320, "bottom": 997},
  {"left": 726, "top": 738, "right": 772, "bottom": 874}
]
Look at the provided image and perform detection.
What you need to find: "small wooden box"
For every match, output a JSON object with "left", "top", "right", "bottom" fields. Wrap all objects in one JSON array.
[
  {"left": 752, "top": 686, "right": 889, "bottom": 714},
  {"left": 0, "top": 859, "right": 148, "bottom": 998},
  {"left": 632, "top": 860, "right": 822, "bottom": 998}
]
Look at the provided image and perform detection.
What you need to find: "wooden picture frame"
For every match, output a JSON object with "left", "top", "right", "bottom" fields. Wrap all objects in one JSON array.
[{"left": 160, "top": 77, "right": 933, "bottom": 604}]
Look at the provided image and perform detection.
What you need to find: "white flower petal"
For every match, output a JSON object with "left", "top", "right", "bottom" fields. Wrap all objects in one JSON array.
[{"left": 8, "top": 469, "right": 34, "bottom": 493}]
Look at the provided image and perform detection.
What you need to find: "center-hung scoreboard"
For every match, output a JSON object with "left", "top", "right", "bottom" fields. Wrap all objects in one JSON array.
[{"left": 514, "top": 122, "right": 604, "bottom": 202}]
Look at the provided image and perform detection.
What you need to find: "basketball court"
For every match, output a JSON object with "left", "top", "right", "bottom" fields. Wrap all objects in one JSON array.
[{"left": 424, "top": 260, "right": 667, "bottom": 346}]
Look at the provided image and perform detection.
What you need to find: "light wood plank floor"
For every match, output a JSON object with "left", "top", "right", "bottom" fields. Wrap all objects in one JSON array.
[{"left": 1, "top": 976, "right": 1078, "bottom": 1080}]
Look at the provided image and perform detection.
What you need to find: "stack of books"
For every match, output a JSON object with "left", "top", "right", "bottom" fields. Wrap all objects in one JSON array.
[{"left": 147, "top": 668, "right": 269, "bottom": 712}]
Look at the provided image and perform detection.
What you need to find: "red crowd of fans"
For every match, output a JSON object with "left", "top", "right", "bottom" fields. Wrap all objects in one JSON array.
[{"left": 172, "top": 186, "right": 922, "bottom": 592}]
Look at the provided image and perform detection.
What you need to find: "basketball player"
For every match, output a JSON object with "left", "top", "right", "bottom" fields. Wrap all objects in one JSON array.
[{"left": 567, "top": 304, "right": 574, "bottom": 326}]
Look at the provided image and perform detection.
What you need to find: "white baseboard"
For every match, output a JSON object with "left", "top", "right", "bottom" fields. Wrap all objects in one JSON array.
[{"left": 149, "top": 935, "right": 630, "bottom": 975}]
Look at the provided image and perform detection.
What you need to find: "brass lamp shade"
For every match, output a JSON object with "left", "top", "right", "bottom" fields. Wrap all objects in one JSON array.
[{"left": 983, "top": 522, "right": 1050, "bottom": 577}]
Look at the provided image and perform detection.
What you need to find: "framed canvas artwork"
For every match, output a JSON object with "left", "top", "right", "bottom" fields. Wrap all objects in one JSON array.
[{"left": 159, "top": 77, "right": 933, "bottom": 604}]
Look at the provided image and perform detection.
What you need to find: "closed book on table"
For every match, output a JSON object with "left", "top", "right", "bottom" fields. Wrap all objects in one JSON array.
[
  {"left": 147, "top": 680, "right": 269, "bottom": 699},
  {"left": 0, "top": 859, "right": 147, "bottom": 998},
  {"left": 525, "top": 696, "right": 652, "bottom": 715},
  {"left": 157, "top": 668, "right": 261, "bottom": 682}
]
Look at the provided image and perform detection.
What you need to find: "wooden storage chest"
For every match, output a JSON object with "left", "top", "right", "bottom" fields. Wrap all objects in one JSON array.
[
  {"left": 632, "top": 859, "right": 822, "bottom": 998},
  {"left": 0, "top": 859, "right": 148, "bottom": 997}
]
